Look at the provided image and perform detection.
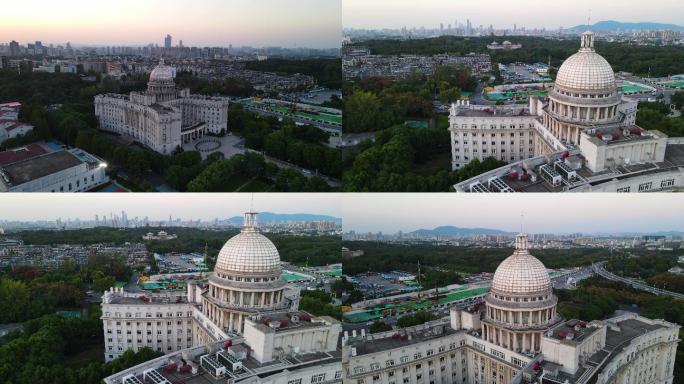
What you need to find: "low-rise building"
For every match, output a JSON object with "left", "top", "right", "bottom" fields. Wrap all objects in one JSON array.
[
  {"left": 0, "top": 102, "right": 33, "bottom": 143},
  {"left": 0, "top": 142, "right": 108, "bottom": 192}
]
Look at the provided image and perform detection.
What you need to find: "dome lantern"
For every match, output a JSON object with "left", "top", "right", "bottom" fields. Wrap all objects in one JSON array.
[{"left": 580, "top": 31, "right": 595, "bottom": 51}]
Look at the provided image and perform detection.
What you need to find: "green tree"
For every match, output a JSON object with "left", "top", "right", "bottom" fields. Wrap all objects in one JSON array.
[{"left": 345, "top": 90, "right": 381, "bottom": 133}]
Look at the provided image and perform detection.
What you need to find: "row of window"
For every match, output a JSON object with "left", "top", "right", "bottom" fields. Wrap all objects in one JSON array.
[
  {"left": 105, "top": 311, "right": 193, "bottom": 318},
  {"left": 454, "top": 140, "right": 534, "bottom": 146},
  {"left": 491, "top": 294, "right": 550, "bottom": 302},
  {"left": 51, "top": 174, "right": 98, "bottom": 192},
  {"left": 107, "top": 327, "right": 192, "bottom": 335},
  {"left": 454, "top": 154, "right": 534, "bottom": 162},
  {"left": 453, "top": 124, "right": 534, "bottom": 130},
  {"left": 215, "top": 272, "right": 280, "bottom": 282},
  {"left": 616, "top": 178, "right": 677, "bottom": 193},
  {"left": 286, "top": 371, "right": 342, "bottom": 384},
  {"left": 455, "top": 147, "right": 532, "bottom": 154},
  {"left": 555, "top": 89, "right": 614, "bottom": 99}
]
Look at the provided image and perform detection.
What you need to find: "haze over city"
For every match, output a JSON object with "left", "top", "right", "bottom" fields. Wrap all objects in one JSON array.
[
  {"left": 0, "top": 0, "right": 341, "bottom": 48},
  {"left": 0, "top": 193, "right": 341, "bottom": 221},
  {"left": 342, "top": 194, "right": 684, "bottom": 234},
  {"left": 343, "top": 0, "right": 684, "bottom": 30}
]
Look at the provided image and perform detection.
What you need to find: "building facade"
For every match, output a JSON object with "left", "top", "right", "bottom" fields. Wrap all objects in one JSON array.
[
  {"left": 342, "top": 233, "right": 680, "bottom": 384},
  {"left": 450, "top": 32, "right": 684, "bottom": 192},
  {"left": 95, "top": 59, "right": 229, "bottom": 155},
  {"left": 101, "top": 288, "right": 195, "bottom": 361}
]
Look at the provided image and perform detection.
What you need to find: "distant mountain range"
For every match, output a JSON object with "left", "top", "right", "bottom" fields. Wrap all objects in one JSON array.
[
  {"left": 409, "top": 226, "right": 512, "bottom": 237},
  {"left": 227, "top": 212, "right": 341, "bottom": 225},
  {"left": 596, "top": 231, "right": 684, "bottom": 237},
  {"left": 570, "top": 20, "right": 684, "bottom": 32},
  {"left": 407, "top": 226, "right": 684, "bottom": 238}
]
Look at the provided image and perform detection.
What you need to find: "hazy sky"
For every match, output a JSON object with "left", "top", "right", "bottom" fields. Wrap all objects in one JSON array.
[
  {"left": 343, "top": 0, "right": 684, "bottom": 30},
  {"left": 0, "top": 0, "right": 341, "bottom": 48},
  {"left": 0, "top": 194, "right": 340, "bottom": 221},
  {"left": 342, "top": 194, "right": 684, "bottom": 234}
]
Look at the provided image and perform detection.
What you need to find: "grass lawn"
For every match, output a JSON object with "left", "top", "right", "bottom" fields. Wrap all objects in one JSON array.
[{"left": 413, "top": 151, "right": 451, "bottom": 176}]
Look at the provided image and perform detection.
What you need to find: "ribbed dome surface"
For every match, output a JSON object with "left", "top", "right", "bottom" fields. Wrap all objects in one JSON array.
[
  {"left": 555, "top": 52, "right": 615, "bottom": 90},
  {"left": 149, "top": 59, "right": 174, "bottom": 82},
  {"left": 491, "top": 234, "right": 551, "bottom": 296},
  {"left": 555, "top": 32, "right": 615, "bottom": 91},
  {"left": 214, "top": 213, "right": 281, "bottom": 276}
]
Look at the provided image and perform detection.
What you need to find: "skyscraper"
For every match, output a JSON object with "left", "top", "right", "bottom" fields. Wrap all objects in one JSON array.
[
  {"left": 164, "top": 34, "right": 172, "bottom": 48},
  {"left": 9, "top": 40, "right": 19, "bottom": 57}
]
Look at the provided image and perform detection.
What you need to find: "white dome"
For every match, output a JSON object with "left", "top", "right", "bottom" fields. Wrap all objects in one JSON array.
[
  {"left": 555, "top": 32, "right": 615, "bottom": 91},
  {"left": 149, "top": 59, "right": 174, "bottom": 82},
  {"left": 490, "top": 234, "right": 551, "bottom": 296},
  {"left": 214, "top": 213, "right": 281, "bottom": 277}
]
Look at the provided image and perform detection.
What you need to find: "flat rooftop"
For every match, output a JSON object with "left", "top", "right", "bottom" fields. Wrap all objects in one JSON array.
[
  {"left": 249, "top": 311, "right": 334, "bottom": 332},
  {"left": 547, "top": 319, "right": 599, "bottom": 345},
  {"left": 118, "top": 348, "right": 340, "bottom": 384},
  {"left": 458, "top": 144, "right": 684, "bottom": 193},
  {"left": 348, "top": 322, "right": 457, "bottom": 356},
  {"left": 665, "top": 144, "right": 684, "bottom": 165},
  {"left": 452, "top": 107, "right": 530, "bottom": 118},
  {"left": 106, "top": 293, "right": 189, "bottom": 305},
  {"left": 0, "top": 142, "right": 52, "bottom": 166},
  {"left": 584, "top": 126, "right": 662, "bottom": 146},
  {"left": 1, "top": 150, "right": 82, "bottom": 186}
]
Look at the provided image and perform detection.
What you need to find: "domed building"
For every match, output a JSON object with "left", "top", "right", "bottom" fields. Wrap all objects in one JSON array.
[
  {"left": 482, "top": 233, "right": 559, "bottom": 354},
  {"left": 344, "top": 231, "right": 680, "bottom": 384},
  {"left": 451, "top": 31, "right": 684, "bottom": 192},
  {"left": 95, "top": 59, "right": 230, "bottom": 155},
  {"left": 201, "top": 212, "right": 289, "bottom": 333},
  {"left": 100, "top": 211, "right": 342, "bottom": 383}
]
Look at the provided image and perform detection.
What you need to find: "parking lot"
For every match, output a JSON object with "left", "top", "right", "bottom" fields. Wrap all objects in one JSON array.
[{"left": 500, "top": 63, "right": 550, "bottom": 84}]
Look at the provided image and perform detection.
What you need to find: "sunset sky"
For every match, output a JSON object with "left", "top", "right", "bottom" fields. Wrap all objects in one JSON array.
[
  {"left": 0, "top": 0, "right": 341, "bottom": 48},
  {"left": 342, "top": 194, "right": 684, "bottom": 234},
  {"left": 343, "top": 0, "right": 684, "bottom": 30},
  {"left": 0, "top": 194, "right": 341, "bottom": 221}
]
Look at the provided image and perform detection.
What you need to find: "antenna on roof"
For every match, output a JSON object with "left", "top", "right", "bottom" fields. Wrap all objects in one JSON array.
[
  {"left": 520, "top": 210, "right": 524, "bottom": 234},
  {"left": 250, "top": 193, "right": 254, "bottom": 212},
  {"left": 587, "top": 9, "right": 591, "bottom": 27}
]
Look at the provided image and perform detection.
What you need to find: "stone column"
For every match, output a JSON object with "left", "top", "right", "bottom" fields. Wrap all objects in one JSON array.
[
  {"left": 229, "top": 312, "right": 234, "bottom": 332},
  {"left": 513, "top": 333, "right": 518, "bottom": 351}
]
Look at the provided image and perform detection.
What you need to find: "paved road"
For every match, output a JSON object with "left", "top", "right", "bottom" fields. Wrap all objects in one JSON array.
[
  {"left": 245, "top": 149, "right": 341, "bottom": 188},
  {"left": 593, "top": 262, "right": 684, "bottom": 300}
]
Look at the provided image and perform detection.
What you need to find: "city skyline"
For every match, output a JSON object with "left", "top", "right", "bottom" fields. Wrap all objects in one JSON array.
[
  {"left": 342, "top": 194, "right": 684, "bottom": 234},
  {"left": 0, "top": 0, "right": 341, "bottom": 49},
  {"left": 343, "top": 0, "right": 684, "bottom": 30},
  {"left": 0, "top": 194, "right": 341, "bottom": 221}
]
